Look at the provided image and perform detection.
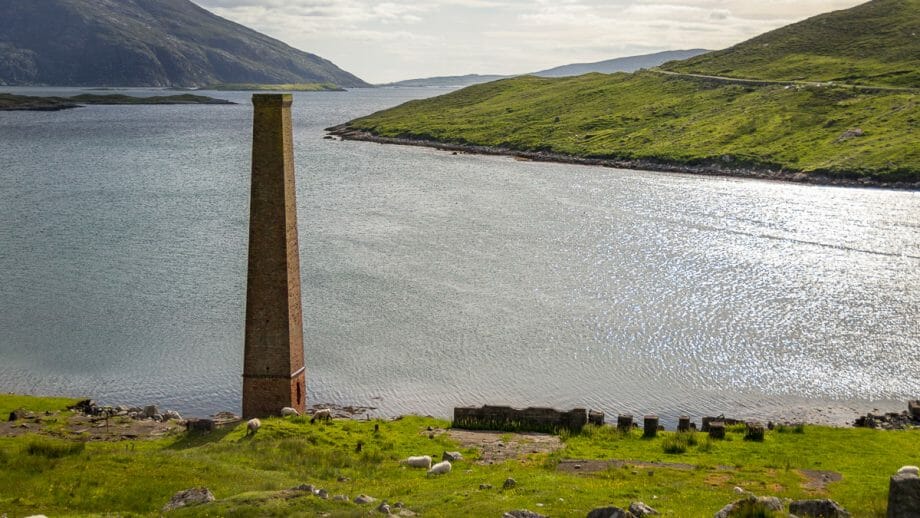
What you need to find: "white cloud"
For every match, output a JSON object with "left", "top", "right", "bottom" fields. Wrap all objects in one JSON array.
[{"left": 194, "top": 0, "right": 866, "bottom": 83}]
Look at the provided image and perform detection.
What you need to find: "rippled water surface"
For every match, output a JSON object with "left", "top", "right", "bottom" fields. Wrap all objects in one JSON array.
[{"left": 1, "top": 87, "right": 918, "bottom": 423}]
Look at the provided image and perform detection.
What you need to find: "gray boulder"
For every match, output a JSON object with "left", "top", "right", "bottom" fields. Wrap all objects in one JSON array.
[
  {"left": 503, "top": 478, "right": 517, "bottom": 489},
  {"left": 443, "top": 451, "right": 463, "bottom": 462},
  {"left": 629, "top": 501, "right": 659, "bottom": 516},
  {"left": 504, "top": 511, "right": 547, "bottom": 518},
  {"left": 714, "top": 496, "right": 783, "bottom": 518},
  {"left": 789, "top": 499, "right": 850, "bottom": 517},
  {"left": 355, "top": 494, "right": 377, "bottom": 504},
  {"left": 144, "top": 405, "right": 159, "bottom": 418},
  {"left": 587, "top": 507, "right": 636, "bottom": 518},
  {"left": 162, "top": 487, "right": 215, "bottom": 512},
  {"left": 888, "top": 468, "right": 920, "bottom": 518}
]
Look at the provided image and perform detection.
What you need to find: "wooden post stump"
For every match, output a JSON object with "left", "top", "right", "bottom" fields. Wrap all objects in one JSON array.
[
  {"left": 745, "top": 421, "right": 765, "bottom": 442},
  {"left": 643, "top": 415, "right": 659, "bottom": 438},
  {"left": 708, "top": 421, "right": 726, "bottom": 439},
  {"left": 617, "top": 414, "right": 633, "bottom": 433}
]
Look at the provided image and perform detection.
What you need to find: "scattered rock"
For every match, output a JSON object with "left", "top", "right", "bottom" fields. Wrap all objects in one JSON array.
[
  {"left": 333, "top": 495, "right": 348, "bottom": 502},
  {"left": 355, "top": 494, "right": 377, "bottom": 504},
  {"left": 502, "top": 477, "right": 517, "bottom": 489},
  {"left": 337, "top": 476, "right": 350, "bottom": 482},
  {"left": 837, "top": 128, "right": 865, "bottom": 142},
  {"left": 479, "top": 484, "right": 493, "bottom": 490},
  {"left": 163, "top": 410, "right": 182, "bottom": 421},
  {"left": 909, "top": 401, "right": 920, "bottom": 420},
  {"left": 789, "top": 499, "right": 851, "bottom": 517},
  {"left": 316, "top": 489, "right": 329, "bottom": 499},
  {"left": 889, "top": 467, "right": 920, "bottom": 517},
  {"left": 714, "top": 495, "right": 782, "bottom": 518},
  {"left": 144, "top": 405, "right": 159, "bottom": 419},
  {"left": 586, "top": 506, "right": 636, "bottom": 518},
  {"left": 443, "top": 451, "right": 463, "bottom": 462},
  {"left": 292, "top": 484, "right": 315, "bottom": 493},
  {"left": 629, "top": 501, "right": 659, "bottom": 516},
  {"left": 186, "top": 418, "right": 215, "bottom": 432},
  {"left": 503, "top": 510, "right": 547, "bottom": 518},
  {"left": 378, "top": 502, "right": 392, "bottom": 514},
  {"left": 162, "top": 487, "right": 215, "bottom": 512}
]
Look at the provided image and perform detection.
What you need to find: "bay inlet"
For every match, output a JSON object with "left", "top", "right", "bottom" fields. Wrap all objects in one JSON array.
[{"left": 0, "top": 87, "right": 917, "bottom": 425}]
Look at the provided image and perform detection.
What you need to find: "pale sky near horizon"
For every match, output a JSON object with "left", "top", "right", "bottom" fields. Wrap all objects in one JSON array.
[{"left": 196, "top": 0, "right": 866, "bottom": 83}]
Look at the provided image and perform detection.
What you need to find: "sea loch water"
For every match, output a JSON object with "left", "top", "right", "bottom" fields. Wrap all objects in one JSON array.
[{"left": 0, "top": 87, "right": 918, "bottom": 424}]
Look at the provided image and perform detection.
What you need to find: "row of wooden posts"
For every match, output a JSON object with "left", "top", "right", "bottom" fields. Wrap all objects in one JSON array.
[{"left": 616, "top": 414, "right": 766, "bottom": 441}]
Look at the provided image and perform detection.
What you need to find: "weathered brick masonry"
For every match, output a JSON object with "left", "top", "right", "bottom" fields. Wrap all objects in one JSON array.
[{"left": 242, "top": 94, "right": 306, "bottom": 419}]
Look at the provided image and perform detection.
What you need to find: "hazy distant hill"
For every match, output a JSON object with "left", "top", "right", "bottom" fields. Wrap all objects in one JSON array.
[
  {"left": 0, "top": 0, "right": 369, "bottom": 87},
  {"left": 380, "top": 50, "right": 712, "bottom": 87},
  {"left": 662, "top": 0, "right": 920, "bottom": 87},
  {"left": 381, "top": 74, "right": 508, "bottom": 88},
  {"left": 532, "top": 49, "right": 709, "bottom": 78}
]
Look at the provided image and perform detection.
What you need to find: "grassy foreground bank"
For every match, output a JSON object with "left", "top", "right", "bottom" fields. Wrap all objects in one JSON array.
[
  {"left": 1, "top": 395, "right": 917, "bottom": 516},
  {"left": 341, "top": 72, "right": 918, "bottom": 184}
]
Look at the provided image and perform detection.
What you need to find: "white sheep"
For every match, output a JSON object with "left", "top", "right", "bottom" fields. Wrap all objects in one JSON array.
[
  {"left": 427, "top": 460, "right": 452, "bottom": 476},
  {"left": 281, "top": 407, "right": 300, "bottom": 417},
  {"left": 310, "top": 408, "right": 332, "bottom": 424},
  {"left": 246, "top": 418, "right": 261, "bottom": 436},
  {"left": 405, "top": 455, "right": 432, "bottom": 469}
]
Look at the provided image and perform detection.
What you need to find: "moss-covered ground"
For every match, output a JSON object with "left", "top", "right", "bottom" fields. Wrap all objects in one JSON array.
[
  {"left": 1, "top": 395, "right": 917, "bottom": 516},
  {"left": 345, "top": 71, "right": 918, "bottom": 182}
]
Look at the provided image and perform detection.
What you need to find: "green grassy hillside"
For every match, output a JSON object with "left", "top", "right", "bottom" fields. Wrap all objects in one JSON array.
[
  {"left": 345, "top": 72, "right": 919, "bottom": 181},
  {"left": 661, "top": 0, "right": 920, "bottom": 88},
  {"left": 1, "top": 395, "right": 917, "bottom": 516}
]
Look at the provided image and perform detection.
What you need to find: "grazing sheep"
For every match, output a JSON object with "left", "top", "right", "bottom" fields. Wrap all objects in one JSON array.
[
  {"left": 281, "top": 407, "right": 300, "bottom": 417},
  {"left": 310, "top": 408, "right": 332, "bottom": 424},
  {"left": 405, "top": 455, "right": 432, "bottom": 469},
  {"left": 246, "top": 418, "right": 261, "bottom": 436},
  {"left": 427, "top": 460, "right": 452, "bottom": 476}
]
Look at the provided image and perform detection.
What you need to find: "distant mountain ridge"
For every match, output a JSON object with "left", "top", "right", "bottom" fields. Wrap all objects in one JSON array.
[
  {"left": 379, "top": 49, "right": 711, "bottom": 87},
  {"left": 0, "top": 0, "right": 369, "bottom": 87},
  {"left": 531, "top": 49, "right": 709, "bottom": 77},
  {"left": 382, "top": 74, "right": 508, "bottom": 88}
]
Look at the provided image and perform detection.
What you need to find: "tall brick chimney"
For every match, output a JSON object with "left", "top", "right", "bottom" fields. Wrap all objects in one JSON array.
[{"left": 242, "top": 94, "right": 306, "bottom": 419}]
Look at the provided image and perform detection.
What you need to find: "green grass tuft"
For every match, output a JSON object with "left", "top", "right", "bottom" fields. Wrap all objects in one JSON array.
[{"left": 25, "top": 437, "right": 85, "bottom": 459}]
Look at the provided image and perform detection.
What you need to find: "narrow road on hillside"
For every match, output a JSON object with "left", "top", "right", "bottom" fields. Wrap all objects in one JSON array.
[{"left": 649, "top": 68, "right": 917, "bottom": 93}]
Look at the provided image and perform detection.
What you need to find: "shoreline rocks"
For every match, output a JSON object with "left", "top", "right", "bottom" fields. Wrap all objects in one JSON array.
[{"left": 326, "top": 126, "right": 920, "bottom": 191}]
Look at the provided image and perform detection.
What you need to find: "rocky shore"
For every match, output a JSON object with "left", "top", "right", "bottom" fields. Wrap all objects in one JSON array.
[{"left": 326, "top": 125, "right": 920, "bottom": 191}]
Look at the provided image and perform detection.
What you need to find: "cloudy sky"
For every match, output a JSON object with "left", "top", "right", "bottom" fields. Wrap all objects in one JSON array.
[{"left": 197, "top": 0, "right": 865, "bottom": 83}]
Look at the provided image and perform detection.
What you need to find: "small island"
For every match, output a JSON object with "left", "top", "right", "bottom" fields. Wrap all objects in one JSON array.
[{"left": 0, "top": 92, "right": 236, "bottom": 111}]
